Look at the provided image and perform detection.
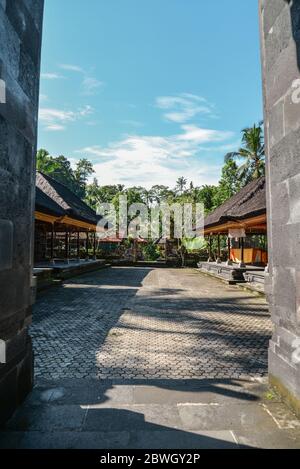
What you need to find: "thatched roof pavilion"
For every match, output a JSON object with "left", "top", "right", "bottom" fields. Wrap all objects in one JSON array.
[
  {"left": 34, "top": 172, "right": 106, "bottom": 264},
  {"left": 196, "top": 177, "right": 267, "bottom": 265},
  {"left": 203, "top": 177, "right": 266, "bottom": 236}
]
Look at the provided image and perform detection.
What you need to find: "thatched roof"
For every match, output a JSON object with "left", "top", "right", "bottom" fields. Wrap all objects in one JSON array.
[
  {"left": 36, "top": 172, "right": 101, "bottom": 225},
  {"left": 35, "top": 186, "right": 65, "bottom": 217},
  {"left": 204, "top": 177, "right": 266, "bottom": 229}
]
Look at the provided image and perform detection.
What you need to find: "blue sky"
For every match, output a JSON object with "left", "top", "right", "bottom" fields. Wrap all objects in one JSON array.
[{"left": 38, "top": 0, "right": 263, "bottom": 189}]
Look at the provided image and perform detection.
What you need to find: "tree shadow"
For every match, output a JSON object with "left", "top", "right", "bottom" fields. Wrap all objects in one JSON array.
[
  {"left": 30, "top": 267, "right": 153, "bottom": 380},
  {"left": 0, "top": 377, "right": 257, "bottom": 449},
  {"left": 98, "top": 292, "right": 271, "bottom": 378}
]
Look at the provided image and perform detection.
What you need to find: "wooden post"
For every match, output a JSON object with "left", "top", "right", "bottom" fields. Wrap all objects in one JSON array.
[
  {"left": 227, "top": 236, "right": 232, "bottom": 265},
  {"left": 85, "top": 232, "right": 89, "bottom": 261},
  {"left": 68, "top": 231, "right": 71, "bottom": 259},
  {"left": 240, "top": 237, "right": 245, "bottom": 266},
  {"left": 93, "top": 232, "right": 96, "bottom": 260},
  {"left": 208, "top": 235, "right": 213, "bottom": 262},
  {"left": 77, "top": 231, "right": 80, "bottom": 261},
  {"left": 217, "top": 234, "right": 221, "bottom": 263},
  {"left": 65, "top": 229, "right": 69, "bottom": 263},
  {"left": 50, "top": 224, "right": 54, "bottom": 264}
]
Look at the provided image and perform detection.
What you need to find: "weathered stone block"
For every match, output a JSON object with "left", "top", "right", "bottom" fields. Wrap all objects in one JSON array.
[
  {"left": 287, "top": 173, "right": 300, "bottom": 224},
  {"left": 261, "top": 0, "right": 286, "bottom": 36},
  {"left": 268, "top": 99, "right": 284, "bottom": 148},
  {"left": 0, "top": 219, "right": 13, "bottom": 270},
  {"left": 269, "top": 128, "right": 300, "bottom": 184},
  {"left": 6, "top": 0, "right": 40, "bottom": 66},
  {"left": 264, "top": 4, "right": 292, "bottom": 72},
  {"left": 0, "top": 10, "right": 20, "bottom": 80},
  {"left": 265, "top": 40, "right": 299, "bottom": 108}
]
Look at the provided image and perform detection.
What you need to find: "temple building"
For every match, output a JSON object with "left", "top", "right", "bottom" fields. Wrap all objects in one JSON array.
[
  {"left": 202, "top": 176, "right": 267, "bottom": 264},
  {"left": 34, "top": 172, "right": 106, "bottom": 264},
  {"left": 196, "top": 177, "right": 267, "bottom": 288}
]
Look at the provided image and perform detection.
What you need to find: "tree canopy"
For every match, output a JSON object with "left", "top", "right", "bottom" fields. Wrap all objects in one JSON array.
[{"left": 36, "top": 122, "right": 264, "bottom": 217}]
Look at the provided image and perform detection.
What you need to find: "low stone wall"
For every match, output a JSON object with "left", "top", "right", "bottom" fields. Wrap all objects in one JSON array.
[{"left": 198, "top": 262, "right": 246, "bottom": 284}]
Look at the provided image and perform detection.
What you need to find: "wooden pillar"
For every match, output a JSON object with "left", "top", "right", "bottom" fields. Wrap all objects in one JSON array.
[
  {"left": 50, "top": 223, "right": 54, "bottom": 264},
  {"left": 77, "top": 231, "right": 80, "bottom": 261},
  {"left": 240, "top": 237, "right": 245, "bottom": 266},
  {"left": 227, "top": 236, "right": 232, "bottom": 265},
  {"left": 85, "top": 232, "right": 89, "bottom": 261},
  {"left": 65, "top": 229, "right": 69, "bottom": 263},
  {"left": 68, "top": 231, "right": 72, "bottom": 259},
  {"left": 93, "top": 232, "right": 96, "bottom": 260},
  {"left": 208, "top": 235, "right": 213, "bottom": 262},
  {"left": 217, "top": 234, "right": 221, "bottom": 262}
]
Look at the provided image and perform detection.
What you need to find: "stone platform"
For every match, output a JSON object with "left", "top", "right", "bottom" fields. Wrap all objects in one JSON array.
[
  {"left": 33, "top": 260, "right": 109, "bottom": 291},
  {"left": 197, "top": 262, "right": 265, "bottom": 287},
  {"left": 197, "top": 262, "right": 246, "bottom": 284},
  {"left": 244, "top": 271, "right": 266, "bottom": 294}
]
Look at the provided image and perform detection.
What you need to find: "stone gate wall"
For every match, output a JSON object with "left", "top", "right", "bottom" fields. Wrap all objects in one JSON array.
[
  {"left": 0, "top": 0, "right": 44, "bottom": 423},
  {"left": 260, "top": 0, "right": 300, "bottom": 414}
]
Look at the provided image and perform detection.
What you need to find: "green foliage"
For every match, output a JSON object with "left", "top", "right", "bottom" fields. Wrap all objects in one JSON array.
[
  {"left": 212, "top": 157, "right": 242, "bottom": 207},
  {"left": 141, "top": 242, "right": 160, "bottom": 261},
  {"left": 225, "top": 122, "right": 265, "bottom": 182},
  {"left": 175, "top": 176, "right": 187, "bottom": 195},
  {"left": 36, "top": 149, "right": 94, "bottom": 198}
]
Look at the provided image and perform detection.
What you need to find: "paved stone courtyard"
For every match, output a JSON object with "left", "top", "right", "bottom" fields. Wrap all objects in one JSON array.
[
  {"left": 31, "top": 267, "right": 271, "bottom": 380},
  {"left": 2, "top": 267, "right": 300, "bottom": 449}
]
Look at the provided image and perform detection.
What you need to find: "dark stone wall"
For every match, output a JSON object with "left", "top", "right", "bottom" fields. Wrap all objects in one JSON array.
[
  {"left": 0, "top": 0, "right": 44, "bottom": 424},
  {"left": 260, "top": 0, "right": 300, "bottom": 413}
]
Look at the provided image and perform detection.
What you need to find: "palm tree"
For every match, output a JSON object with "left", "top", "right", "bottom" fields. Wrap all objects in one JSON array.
[
  {"left": 175, "top": 176, "right": 187, "bottom": 195},
  {"left": 225, "top": 122, "right": 265, "bottom": 181}
]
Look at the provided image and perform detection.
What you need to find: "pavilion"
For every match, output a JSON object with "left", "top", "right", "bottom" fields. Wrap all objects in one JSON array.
[
  {"left": 196, "top": 177, "right": 267, "bottom": 286},
  {"left": 200, "top": 176, "right": 267, "bottom": 264},
  {"left": 34, "top": 172, "right": 107, "bottom": 264}
]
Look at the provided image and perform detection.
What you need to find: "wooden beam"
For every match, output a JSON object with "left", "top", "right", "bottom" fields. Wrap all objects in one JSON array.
[
  {"left": 200, "top": 214, "right": 267, "bottom": 236},
  {"left": 35, "top": 211, "right": 106, "bottom": 232}
]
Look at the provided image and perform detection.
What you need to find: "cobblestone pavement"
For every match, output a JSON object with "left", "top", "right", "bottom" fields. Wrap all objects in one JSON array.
[{"left": 31, "top": 267, "right": 272, "bottom": 380}]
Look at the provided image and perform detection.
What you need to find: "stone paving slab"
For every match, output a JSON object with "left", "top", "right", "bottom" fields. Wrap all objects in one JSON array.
[
  {"left": 30, "top": 267, "right": 272, "bottom": 380},
  {"left": 0, "top": 430, "right": 239, "bottom": 449},
  {"left": 1, "top": 378, "right": 300, "bottom": 449}
]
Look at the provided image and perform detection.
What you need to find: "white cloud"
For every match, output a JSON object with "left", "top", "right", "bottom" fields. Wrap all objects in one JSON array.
[
  {"left": 46, "top": 124, "right": 66, "bottom": 132},
  {"left": 39, "top": 94, "right": 48, "bottom": 102},
  {"left": 82, "top": 77, "right": 104, "bottom": 95},
  {"left": 179, "top": 125, "right": 233, "bottom": 143},
  {"left": 59, "top": 64, "right": 104, "bottom": 96},
  {"left": 156, "top": 93, "right": 217, "bottom": 123},
  {"left": 39, "top": 105, "right": 93, "bottom": 131},
  {"left": 41, "top": 72, "right": 65, "bottom": 80},
  {"left": 59, "top": 64, "right": 84, "bottom": 73},
  {"left": 75, "top": 125, "right": 234, "bottom": 188}
]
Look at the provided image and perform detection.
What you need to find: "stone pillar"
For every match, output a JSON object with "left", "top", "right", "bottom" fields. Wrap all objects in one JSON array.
[
  {"left": 260, "top": 0, "right": 300, "bottom": 415},
  {"left": 0, "top": 0, "right": 44, "bottom": 424}
]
